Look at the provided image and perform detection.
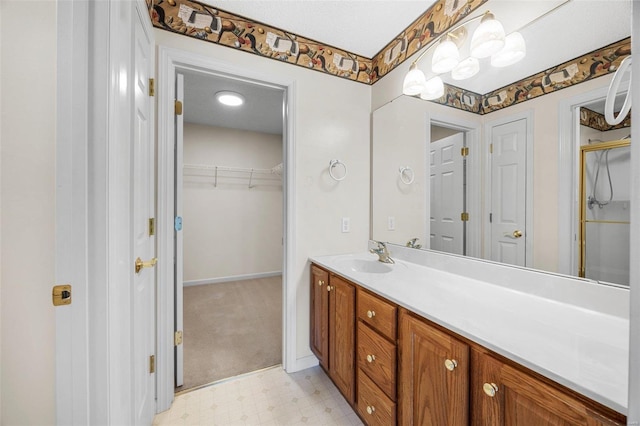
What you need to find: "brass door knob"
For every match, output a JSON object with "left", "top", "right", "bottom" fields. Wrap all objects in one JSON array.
[
  {"left": 444, "top": 359, "right": 458, "bottom": 371},
  {"left": 513, "top": 230, "right": 523, "bottom": 238},
  {"left": 367, "top": 310, "right": 376, "bottom": 319},
  {"left": 483, "top": 382, "right": 498, "bottom": 397},
  {"left": 366, "top": 405, "right": 376, "bottom": 415},
  {"left": 366, "top": 354, "right": 376, "bottom": 363},
  {"left": 135, "top": 257, "right": 157, "bottom": 274}
]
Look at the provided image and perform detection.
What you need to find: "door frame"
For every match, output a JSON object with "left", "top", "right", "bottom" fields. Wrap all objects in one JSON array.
[
  {"left": 557, "top": 83, "right": 629, "bottom": 276},
  {"left": 483, "top": 110, "right": 534, "bottom": 267},
  {"left": 426, "top": 113, "right": 482, "bottom": 259},
  {"left": 156, "top": 46, "right": 297, "bottom": 412}
]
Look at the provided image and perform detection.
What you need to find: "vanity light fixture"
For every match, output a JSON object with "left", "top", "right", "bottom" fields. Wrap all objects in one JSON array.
[
  {"left": 401, "top": 10, "right": 526, "bottom": 97},
  {"left": 215, "top": 91, "right": 245, "bottom": 107}
]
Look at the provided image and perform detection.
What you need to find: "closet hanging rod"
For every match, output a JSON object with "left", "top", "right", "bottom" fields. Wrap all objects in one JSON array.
[{"left": 183, "top": 163, "right": 282, "bottom": 175}]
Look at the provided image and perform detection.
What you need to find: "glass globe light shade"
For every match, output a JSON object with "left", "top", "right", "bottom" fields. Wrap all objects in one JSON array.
[
  {"left": 419, "top": 76, "right": 444, "bottom": 100},
  {"left": 471, "top": 12, "right": 505, "bottom": 58},
  {"left": 451, "top": 57, "right": 480, "bottom": 80},
  {"left": 491, "top": 32, "right": 526, "bottom": 67},
  {"left": 403, "top": 64, "right": 427, "bottom": 96},
  {"left": 432, "top": 38, "right": 460, "bottom": 74}
]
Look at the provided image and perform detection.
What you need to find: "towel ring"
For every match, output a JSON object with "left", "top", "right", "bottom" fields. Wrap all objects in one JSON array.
[
  {"left": 605, "top": 56, "right": 632, "bottom": 125},
  {"left": 329, "top": 159, "right": 347, "bottom": 181},
  {"left": 399, "top": 166, "right": 415, "bottom": 184}
]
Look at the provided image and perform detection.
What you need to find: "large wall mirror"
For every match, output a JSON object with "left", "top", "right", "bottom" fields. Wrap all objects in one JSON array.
[{"left": 371, "top": 0, "right": 632, "bottom": 286}]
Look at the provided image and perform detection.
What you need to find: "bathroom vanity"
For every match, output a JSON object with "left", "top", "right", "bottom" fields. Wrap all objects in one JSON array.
[{"left": 309, "top": 246, "right": 628, "bottom": 425}]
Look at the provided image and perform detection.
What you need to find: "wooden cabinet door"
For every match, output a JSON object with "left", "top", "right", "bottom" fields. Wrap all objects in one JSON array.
[
  {"left": 398, "top": 310, "right": 469, "bottom": 426},
  {"left": 329, "top": 275, "right": 356, "bottom": 404},
  {"left": 310, "top": 265, "right": 329, "bottom": 370},
  {"left": 471, "top": 348, "right": 625, "bottom": 426}
]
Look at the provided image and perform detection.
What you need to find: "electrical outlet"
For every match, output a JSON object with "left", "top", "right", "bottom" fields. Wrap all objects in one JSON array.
[
  {"left": 388, "top": 216, "right": 395, "bottom": 231},
  {"left": 341, "top": 217, "right": 350, "bottom": 233}
]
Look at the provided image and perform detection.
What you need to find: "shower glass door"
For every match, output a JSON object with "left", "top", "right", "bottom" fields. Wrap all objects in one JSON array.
[{"left": 579, "top": 139, "right": 631, "bottom": 285}]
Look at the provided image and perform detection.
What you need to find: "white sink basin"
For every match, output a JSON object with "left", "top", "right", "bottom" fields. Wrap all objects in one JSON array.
[{"left": 337, "top": 258, "right": 393, "bottom": 274}]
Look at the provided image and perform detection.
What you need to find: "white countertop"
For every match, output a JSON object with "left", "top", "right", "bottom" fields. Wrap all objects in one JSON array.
[{"left": 309, "top": 251, "right": 629, "bottom": 414}]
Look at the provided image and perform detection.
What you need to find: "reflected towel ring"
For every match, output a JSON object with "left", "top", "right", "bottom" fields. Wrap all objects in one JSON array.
[
  {"left": 399, "top": 166, "right": 415, "bottom": 184},
  {"left": 329, "top": 159, "right": 347, "bottom": 181},
  {"left": 605, "top": 55, "right": 632, "bottom": 125}
]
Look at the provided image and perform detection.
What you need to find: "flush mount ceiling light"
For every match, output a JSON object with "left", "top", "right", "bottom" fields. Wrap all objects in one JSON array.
[
  {"left": 401, "top": 10, "right": 526, "bottom": 99},
  {"left": 215, "top": 91, "right": 245, "bottom": 107}
]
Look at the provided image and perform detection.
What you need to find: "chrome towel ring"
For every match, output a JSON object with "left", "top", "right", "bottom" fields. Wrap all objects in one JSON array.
[
  {"left": 329, "top": 159, "right": 347, "bottom": 181},
  {"left": 399, "top": 166, "right": 415, "bottom": 184},
  {"left": 605, "top": 55, "right": 632, "bottom": 125}
]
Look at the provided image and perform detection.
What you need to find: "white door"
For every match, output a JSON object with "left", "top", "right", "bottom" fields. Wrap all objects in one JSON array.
[
  {"left": 430, "top": 133, "right": 465, "bottom": 254},
  {"left": 490, "top": 119, "right": 527, "bottom": 266},
  {"left": 132, "top": 4, "right": 156, "bottom": 424},
  {"left": 175, "top": 73, "right": 185, "bottom": 388}
]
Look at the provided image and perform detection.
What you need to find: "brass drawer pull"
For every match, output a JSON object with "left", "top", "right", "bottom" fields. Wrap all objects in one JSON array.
[
  {"left": 366, "top": 310, "right": 376, "bottom": 319},
  {"left": 366, "top": 354, "right": 376, "bottom": 363},
  {"left": 366, "top": 405, "right": 376, "bottom": 415},
  {"left": 444, "top": 359, "right": 458, "bottom": 371},
  {"left": 483, "top": 382, "right": 498, "bottom": 397}
]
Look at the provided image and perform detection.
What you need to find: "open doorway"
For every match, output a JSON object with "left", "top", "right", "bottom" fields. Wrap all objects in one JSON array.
[{"left": 174, "top": 70, "right": 285, "bottom": 392}]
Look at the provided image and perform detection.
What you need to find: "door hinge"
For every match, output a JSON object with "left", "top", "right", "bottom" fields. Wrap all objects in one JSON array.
[
  {"left": 461, "top": 146, "right": 469, "bottom": 157},
  {"left": 148, "top": 218, "right": 155, "bottom": 236},
  {"left": 489, "top": 143, "right": 493, "bottom": 154},
  {"left": 149, "top": 355, "right": 155, "bottom": 374},
  {"left": 175, "top": 100, "right": 183, "bottom": 116},
  {"left": 175, "top": 330, "right": 183, "bottom": 346},
  {"left": 489, "top": 213, "right": 493, "bottom": 223},
  {"left": 149, "top": 78, "right": 155, "bottom": 97},
  {"left": 52, "top": 284, "right": 72, "bottom": 306},
  {"left": 461, "top": 212, "right": 469, "bottom": 221}
]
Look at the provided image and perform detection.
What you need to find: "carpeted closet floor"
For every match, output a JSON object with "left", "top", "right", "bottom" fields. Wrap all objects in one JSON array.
[{"left": 178, "top": 275, "right": 282, "bottom": 391}]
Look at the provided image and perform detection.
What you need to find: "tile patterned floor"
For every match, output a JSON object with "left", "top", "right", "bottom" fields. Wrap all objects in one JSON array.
[{"left": 153, "top": 365, "right": 364, "bottom": 425}]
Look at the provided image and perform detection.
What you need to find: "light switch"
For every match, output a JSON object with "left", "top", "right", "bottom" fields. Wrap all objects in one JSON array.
[
  {"left": 388, "top": 216, "right": 395, "bottom": 231},
  {"left": 341, "top": 217, "right": 350, "bottom": 233}
]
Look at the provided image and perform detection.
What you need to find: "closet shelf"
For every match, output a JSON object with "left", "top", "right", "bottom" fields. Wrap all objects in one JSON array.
[{"left": 183, "top": 163, "right": 283, "bottom": 188}]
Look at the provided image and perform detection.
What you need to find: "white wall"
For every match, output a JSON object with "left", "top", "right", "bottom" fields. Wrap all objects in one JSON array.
[
  {"left": 183, "top": 123, "right": 283, "bottom": 282},
  {"left": 156, "top": 30, "right": 371, "bottom": 364},
  {"left": 0, "top": 1, "right": 56, "bottom": 424}
]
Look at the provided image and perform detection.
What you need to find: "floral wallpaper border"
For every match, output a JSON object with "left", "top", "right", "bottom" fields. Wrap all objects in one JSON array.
[
  {"left": 580, "top": 107, "right": 631, "bottom": 132},
  {"left": 148, "top": 2, "right": 630, "bottom": 116}
]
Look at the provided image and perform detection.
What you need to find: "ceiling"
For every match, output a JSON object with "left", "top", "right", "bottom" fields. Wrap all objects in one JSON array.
[{"left": 184, "top": 0, "right": 631, "bottom": 133}]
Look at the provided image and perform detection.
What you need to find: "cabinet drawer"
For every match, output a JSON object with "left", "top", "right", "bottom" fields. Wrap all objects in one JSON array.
[
  {"left": 357, "top": 322, "right": 396, "bottom": 400},
  {"left": 358, "top": 289, "right": 397, "bottom": 341},
  {"left": 357, "top": 369, "right": 396, "bottom": 426}
]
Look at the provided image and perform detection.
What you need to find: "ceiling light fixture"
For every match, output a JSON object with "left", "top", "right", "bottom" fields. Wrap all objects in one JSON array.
[
  {"left": 402, "top": 10, "right": 526, "bottom": 98},
  {"left": 216, "top": 91, "right": 245, "bottom": 107}
]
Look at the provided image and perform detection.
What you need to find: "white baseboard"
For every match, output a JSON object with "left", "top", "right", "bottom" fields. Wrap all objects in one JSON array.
[
  {"left": 285, "top": 355, "right": 319, "bottom": 373},
  {"left": 183, "top": 271, "right": 282, "bottom": 287}
]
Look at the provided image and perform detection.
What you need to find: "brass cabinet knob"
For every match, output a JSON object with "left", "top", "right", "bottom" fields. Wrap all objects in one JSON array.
[
  {"left": 135, "top": 257, "right": 157, "bottom": 274},
  {"left": 326, "top": 285, "right": 332, "bottom": 292},
  {"left": 483, "top": 382, "right": 499, "bottom": 397},
  {"left": 366, "top": 310, "right": 376, "bottom": 319},
  {"left": 318, "top": 280, "right": 324, "bottom": 286},
  {"left": 444, "top": 359, "right": 458, "bottom": 371},
  {"left": 366, "top": 354, "right": 376, "bottom": 363},
  {"left": 366, "top": 405, "right": 376, "bottom": 415}
]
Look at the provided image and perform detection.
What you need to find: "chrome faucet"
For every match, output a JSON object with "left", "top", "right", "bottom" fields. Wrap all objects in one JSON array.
[
  {"left": 406, "top": 238, "right": 422, "bottom": 249},
  {"left": 370, "top": 241, "right": 395, "bottom": 264}
]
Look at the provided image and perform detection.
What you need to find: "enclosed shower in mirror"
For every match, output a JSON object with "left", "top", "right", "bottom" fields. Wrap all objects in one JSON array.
[
  {"left": 579, "top": 138, "right": 630, "bottom": 285},
  {"left": 578, "top": 104, "right": 631, "bottom": 286}
]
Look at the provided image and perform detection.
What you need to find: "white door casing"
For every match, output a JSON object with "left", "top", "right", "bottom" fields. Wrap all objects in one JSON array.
[
  {"left": 430, "top": 133, "right": 465, "bottom": 255},
  {"left": 175, "top": 73, "right": 185, "bottom": 388},
  {"left": 132, "top": 3, "right": 156, "bottom": 424},
  {"left": 156, "top": 47, "right": 297, "bottom": 412},
  {"left": 489, "top": 119, "right": 527, "bottom": 266}
]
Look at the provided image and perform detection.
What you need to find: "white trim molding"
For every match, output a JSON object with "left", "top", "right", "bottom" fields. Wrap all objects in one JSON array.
[
  {"left": 156, "top": 46, "right": 297, "bottom": 412},
  {"left": 183, "top": 271, "right": 283, "bottom": 287}
]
